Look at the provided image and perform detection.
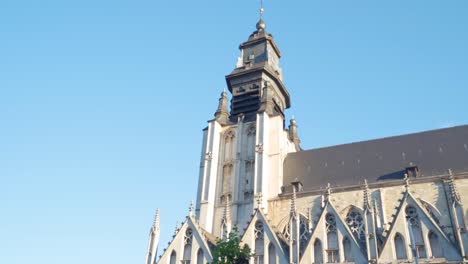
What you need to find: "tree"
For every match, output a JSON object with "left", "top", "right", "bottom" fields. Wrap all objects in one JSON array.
[{"left": 211, "top": 227, "right": 251, "bottom": 264}]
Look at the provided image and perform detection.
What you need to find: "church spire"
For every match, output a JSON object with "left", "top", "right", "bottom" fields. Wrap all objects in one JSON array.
[
  {"left": 214, "top": 90, "right": 229, "bottom": 124},
  {"left": 145, "top": 209, "right": 160, "bottom": 264},
  {"left": 225, "top": 4, "right": 290, "bottom": 122}
]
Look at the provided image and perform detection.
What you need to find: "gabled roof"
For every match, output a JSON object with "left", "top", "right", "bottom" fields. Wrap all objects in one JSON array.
[
  {"left": 300, "top": 200, "right": 367, "bottom": 264},
  {"left": 284, "top": 125, "right": 468, "bottom": 191},
  {"left": 157, "top": 216, "right": 213, "bottom": 264},
  {"left": 378, "top": 188, "right": 461, "bottom": 262}
]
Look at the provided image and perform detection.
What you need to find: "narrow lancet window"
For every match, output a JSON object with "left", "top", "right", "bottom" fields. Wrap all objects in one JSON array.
[
  {"left": 429, "top": 231, "right": 442, "bottom": 258},
  {"left": 394, "top": 233, "right": 407, "bottom": 260},
  {"left": 325, "top": 214, "right": 339, "bottom": 263},
  {"left": 268, "top": 243, "right": 276, "bottom": 264},
  {"left": 254, "top": 221, "right": 264, "bottom": 264},
  {"left": 314, "top": 239, "right": 323, "bottom": 264}
]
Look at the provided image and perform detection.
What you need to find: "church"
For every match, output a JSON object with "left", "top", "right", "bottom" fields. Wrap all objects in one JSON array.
[{"left": 144, "top": 13, "right": 468, "bottom": 264}]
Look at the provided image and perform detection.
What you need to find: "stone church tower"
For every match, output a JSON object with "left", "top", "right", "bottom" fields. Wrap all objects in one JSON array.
[
  {"left": 195, "top": 18, "right": 300, "bottom": 237},
  {"left": 144, "top": 14, "right": 468, "bottom": 264}
]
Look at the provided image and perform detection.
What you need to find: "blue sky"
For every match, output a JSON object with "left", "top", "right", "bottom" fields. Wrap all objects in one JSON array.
[{"left": 1, "top": 0, "right": 467, "bottom": 263}]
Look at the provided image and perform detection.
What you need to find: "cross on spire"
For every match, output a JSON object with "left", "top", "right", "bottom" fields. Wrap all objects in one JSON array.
[{"left": 259, "top": 0, "right": 264, "bottom": 18}]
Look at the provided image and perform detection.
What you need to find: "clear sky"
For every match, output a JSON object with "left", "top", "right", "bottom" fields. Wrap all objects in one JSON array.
[{"left": 1, "top": 0, "right": 467, "bottom": 263}]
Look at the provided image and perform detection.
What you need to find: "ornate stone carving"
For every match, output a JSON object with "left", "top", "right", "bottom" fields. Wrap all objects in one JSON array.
[{"left": 255, "top": 143, "right": 264, "bottom": 153}]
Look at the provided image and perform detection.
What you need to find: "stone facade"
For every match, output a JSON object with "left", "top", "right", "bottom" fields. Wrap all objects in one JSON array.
[{"left": 144, "top": 18, "right": 468, "bottom": 264}]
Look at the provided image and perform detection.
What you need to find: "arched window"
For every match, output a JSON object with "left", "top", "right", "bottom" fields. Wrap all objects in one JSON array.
[
  {"left": 428, "top": 231, "right": 442, "bottom": 258},
  {"left": 268, "top": 243, "right": 276, "bottom": 264},
  {"left": 196, "top": 248, "right": 204, "bottom": 264},
  {"left": 223, "top": 130, "right": 235, "bottom": 161},
  {"left": 343, "top": 237, "right": 353, "bottom": 262},
  {"left": 406, "top": 206, "right": 426, "bottom": 258},
  {"left": 314, "top": 239, "right": 323, "bottom": 264},
  {"left": 170, "top": 250, "right": 177, "bottom": 264},
  {"left": 246, "top": 125, "right": 256, "bottom": 158},
  {"left": 394, "top": 233, "right": 407, "bottom": 260},
  {"left": 326, "top": 214, "right": 339, "bottom": 263},
  {"left": 220, "top": 223, "right": 227, "bottom": 240},
  {"left": 345, "top": 209, "right": 365, "bottom": 245},
  {"left": 254, "top": 221, "right": 264, "bottom": 264},
  {"left": 183, "top": 229, "right": 193, "bottom": 264},
  {"left": 221, "top": 164, "right": 233, "bottom": 195},
  {"left": 281, "top": 215, "right": 310, "bottom": 257}
]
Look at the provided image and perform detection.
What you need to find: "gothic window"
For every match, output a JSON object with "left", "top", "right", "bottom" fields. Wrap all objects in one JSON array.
[
  {"left": 345, "top": 209, "right": 365, "bottom": 244},
  {"left": 314, "top": 239, "right": 323, "bottom": 264},
  {"left": 196, "top": 248, "right": 204, "bottom": 264},
  {"left": 223, "top": 130, "right": 235, "bottom": 161},
  {"left": 394, "top": 233, "right": 407, "bottom": 260},
  {"left": 182, "top": 229, "right": 193, "bottom": 264},
  {"left": 254, "top": 221, "right": 264, "bottom": 264},
  {"left": 405, "top": 206, "right": 426, "bottom": 258},
  {"left": 326, "top": 214, "right": 339, "bottom": 263},
  {"left": 246, "top": 125, "right": 256, "bottom": 159},
  {"left": 221, "top": 164, "right": 233, "bottom": 195},
  {"left": 244, "top": 160, "right": 254, "bottom": 197},
  {"left": 428, "top": 231, "right": 442, "bottom": 258},
  {"left": 281, "top": 215, "right": 310, "bottom": 253},
  {"left": 170, "top": 250, "right": 177, "bottom": 264},
  {"left": 268, "top": 243, "right": 276, "bottom": 264},
  {"left": 343, "top": 237, "right": 354, "bottom": 262},
  {"left": 299, "top": 218, "right": 309, "bottom": 255},
  {"left": 221, "top": 223, "right": 227, "bottom": 240}
]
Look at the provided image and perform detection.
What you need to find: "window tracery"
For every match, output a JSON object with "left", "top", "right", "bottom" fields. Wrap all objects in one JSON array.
[
  {"left": 326, "top": 214, "right": 339, "bottom": 263},
  {"left": 405, "top": 206, "right": 427, "bottom": 258},
  {"left": 184, "top": 228, "right": 193, "bottom": 245},
  {"left": 255, "top": 221, "right": 264, "bottom": 239},
  {"left": 254, "top": 221, "right": 264, "bottom": 264},
  {"left": 345, "top": 209, "right": 365, "bottom": 243}
]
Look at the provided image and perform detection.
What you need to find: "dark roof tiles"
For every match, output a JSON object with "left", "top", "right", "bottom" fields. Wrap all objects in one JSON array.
[{"left": 283, "top": 125, "right": 468, "bottom": 191}]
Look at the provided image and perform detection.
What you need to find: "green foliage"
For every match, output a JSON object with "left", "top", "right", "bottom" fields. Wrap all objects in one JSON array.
[{"left": 211, "top": 227, "right": 251, "bottom": 264}]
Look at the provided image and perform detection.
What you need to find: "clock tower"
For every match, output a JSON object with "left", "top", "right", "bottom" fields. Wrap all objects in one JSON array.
[
  {"left": 195, "top": 18, "right": 300, "bottom": 236},
  {"left": 226, "top": 19, "right": 291, "bottom": 122}
]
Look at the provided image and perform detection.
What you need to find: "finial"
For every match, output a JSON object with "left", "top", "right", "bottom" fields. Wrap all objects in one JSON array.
[
  {"left": 363, "top": 179, "right": 371, "bottom": 211},
  {"left": 255, "top": 192, "right": 263, "bottom": 210},
  {"left": 256, "top": 0, "right": 266, "bottom": 31},
  {"left": 153, "top": 208, "right": 160, "bottom": 229},
  {"left": 189, "top": 200, "right": 194, "bottom": 217},
  {"left": 326, "top": 183, "right": 332, "bottom": 197},
  {"left": 404, "top": 173, "right": 410, "bottom": 190},
  {"left": 174, "top": 221, "right": 179, "bottom": 237},
  {"left": 290, "top": 188, "right": 297, "bottom": 217},
  {"left": 307, "top": 207, "right": 313, "bottom": 232},
  {"left": 448, "top": 169, "right": 461, "bottom": 203},
  {"left": 214, "top": 88, "right": 229, "bottom": 124},
  {"left": 259, "top": 0, "right": 264, "bottom": 18}
]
